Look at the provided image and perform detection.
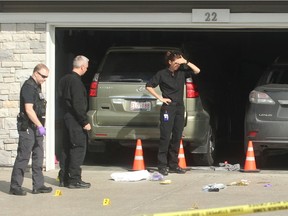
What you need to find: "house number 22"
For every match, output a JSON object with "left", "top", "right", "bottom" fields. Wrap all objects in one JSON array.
[
  {"left": 205, "top": 12, "right": 217, "bottom": 22},
  {"left": 192, "top": 9, "right": 230, "bottom": 23}
]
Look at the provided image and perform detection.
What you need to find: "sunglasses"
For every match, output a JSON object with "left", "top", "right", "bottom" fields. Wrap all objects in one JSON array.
[{"left": 37, "top": 71, "right": 48, "bottom": 79}]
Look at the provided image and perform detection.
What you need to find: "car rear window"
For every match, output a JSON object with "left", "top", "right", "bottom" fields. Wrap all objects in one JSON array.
[
  {"left": 267, "top": 69, "right": 288, "bottom": 84},
  {"left": 98, "top": 51, "right": 167, "bottom": 82}
]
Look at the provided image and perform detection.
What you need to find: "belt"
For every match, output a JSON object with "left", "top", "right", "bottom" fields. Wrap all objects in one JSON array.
[{"left": 162, "top": 102, "right": 183, "bottom": 106}]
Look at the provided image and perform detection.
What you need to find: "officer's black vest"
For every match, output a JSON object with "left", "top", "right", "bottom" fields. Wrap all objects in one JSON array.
[{"left": 24, "top": 78, "right": 47, "bottom": 121}]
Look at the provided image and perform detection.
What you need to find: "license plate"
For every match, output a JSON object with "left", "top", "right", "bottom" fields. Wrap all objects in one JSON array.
[{"left": 130, "top": 101, "right": 151, "bottom": 111}]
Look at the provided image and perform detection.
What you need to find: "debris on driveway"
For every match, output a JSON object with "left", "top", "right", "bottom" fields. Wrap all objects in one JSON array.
[
  {"left": 227, "top": 179, "right": 250, "bottom": 186},
  {"left": 211, "top": 162, "right": 241, "bottom": 171},
  {"left": 202, "top": 183, "right": 226, "bottom": 192},
  {"left": 110, "top": 170, "right": 150, "bottom": 182},
  {"left": 149, "top": 172, "right": 164, "bottom": 181}
]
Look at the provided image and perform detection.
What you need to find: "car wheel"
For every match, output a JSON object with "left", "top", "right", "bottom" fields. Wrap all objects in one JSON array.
[{"left": 193, "top": 127, "right": 216, "bottom": 166}]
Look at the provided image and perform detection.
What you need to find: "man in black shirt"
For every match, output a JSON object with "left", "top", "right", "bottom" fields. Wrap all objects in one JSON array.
[
  {"left": 146, "top": 51, "right": 200, "bottom": 176},
  {"left": 58, "top": 55, "right": 91, "bottom": 189},
  {"left": 10, "top": 63, "right": 52, "bottom": 196}
]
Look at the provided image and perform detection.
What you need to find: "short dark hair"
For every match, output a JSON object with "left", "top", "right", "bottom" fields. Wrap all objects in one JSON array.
[
  {"left": 165, "top": 50, "right": 183, "bottom": 65},
  {"left": 33, "top": 63, "right": 49, "bottom": 73}
]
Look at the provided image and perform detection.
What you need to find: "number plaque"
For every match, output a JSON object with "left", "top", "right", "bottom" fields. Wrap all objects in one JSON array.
[{"left": 192, "top": 9, "right": 230, "bottom": 23}]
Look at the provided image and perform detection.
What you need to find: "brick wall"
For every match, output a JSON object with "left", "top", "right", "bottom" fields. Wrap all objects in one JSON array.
[{"left": 0, "top": 23, "right": 46, "bottom": 166}]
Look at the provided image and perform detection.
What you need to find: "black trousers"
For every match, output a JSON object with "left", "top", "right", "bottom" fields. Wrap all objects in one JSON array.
[
  {"left": 10, "top": 127, "right": 44, "bottom": 190},
  {"left": 59, "top": 112, "right": 87, "bottom": 184},
  {"left": 158, "top": 104, "right": 184, "bottom": 169}
]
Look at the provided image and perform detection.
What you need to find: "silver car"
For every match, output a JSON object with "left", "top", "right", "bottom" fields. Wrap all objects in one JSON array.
[
  {"left": 244, "top": 56, "right": 288, "bottom": 167},
  {"left": 87, "top": 46, "right": 215, "bottom": 165}
]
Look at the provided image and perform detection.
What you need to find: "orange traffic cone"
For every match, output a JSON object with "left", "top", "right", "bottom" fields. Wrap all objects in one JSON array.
[
  {"left": 132, "top": 139, "right": 145, "bottom": 171},
  {"left": 240, "top": 141, "right": 260, "bottom": 172},
  {"left": 178, "top": 140, "right": 187, "bottom": 169}
]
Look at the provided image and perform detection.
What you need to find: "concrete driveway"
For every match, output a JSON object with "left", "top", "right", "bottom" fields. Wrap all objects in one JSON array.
[{"left": 1, "top": 165, "right": 288, "bottom": 216}]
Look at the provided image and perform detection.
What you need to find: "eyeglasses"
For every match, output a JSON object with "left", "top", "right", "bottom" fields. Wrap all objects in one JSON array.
[{"left": 37, "top": 71, "right": 48, "bottom": 79}]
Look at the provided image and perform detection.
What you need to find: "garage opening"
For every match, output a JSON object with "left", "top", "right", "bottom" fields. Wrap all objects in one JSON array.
[{"left": 55, "top": 28, "right": 288, "bottom": 163}]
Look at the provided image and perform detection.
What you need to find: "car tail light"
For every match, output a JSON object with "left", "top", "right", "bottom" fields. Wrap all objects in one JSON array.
[
  {"left": 249, "top": 90, "right": 275, "bottom": 104},
  {"left": 89, "top": 81, "right": 98, "bottom": 97},
  {"left": 248, "top": 131, "right": 258, "bottom": 138},
  {"left": 186, "top": 79, "right": 199, "bottom": 98},
  {"left": 95, "top": 133, "right": 107, "bottom": 137}
]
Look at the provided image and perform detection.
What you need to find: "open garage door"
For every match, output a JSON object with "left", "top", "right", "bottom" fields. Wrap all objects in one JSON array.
[{"left": 55, "top": 28, "right": 288, "bottom": 162}]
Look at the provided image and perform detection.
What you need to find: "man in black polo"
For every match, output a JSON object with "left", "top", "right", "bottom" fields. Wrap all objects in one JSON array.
[
  {"left": 10, "top": 63, "right": 52, "bottom": 196},
  {"left": 146, "top": 51, "right": 200, "bottom": 176},
  {"left": 58, "top": 55, "right": 91, "bottom": 189}
]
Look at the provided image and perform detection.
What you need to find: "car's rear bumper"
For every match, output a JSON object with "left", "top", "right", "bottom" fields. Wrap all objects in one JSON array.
[
  {"left": 245, "top": 114, "right": 288, "bottom": 154},
  {"left": 87, "top": 110, "right": 210, "bottom": 151}
]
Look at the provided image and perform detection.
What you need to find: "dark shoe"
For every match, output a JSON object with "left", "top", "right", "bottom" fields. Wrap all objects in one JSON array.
[
  {"left": 68, "top": 180, "right": 91, "bottom": 189},
  {"left": 169, "top": 166, "right": 186, "bottom": 174},
  {"left": 9, "top": 187, "right": 27, "bottom": 196},
  {"left": 32, "top": 185, "right": 52, "bottom": 194},
  {"left": 158, "top": 167, "right": 168, "bottom": 176}
]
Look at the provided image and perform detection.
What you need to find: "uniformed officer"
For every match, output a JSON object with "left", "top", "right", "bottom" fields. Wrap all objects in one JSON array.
[
  {"left": 10, "top": 63, "right": 52, "bottom": 196},
  {"left": 146, "top": 51, "right": 201, "bottom": 176},
  {"left": 57, "top": 55, "right": 91, "bottom": 189}
]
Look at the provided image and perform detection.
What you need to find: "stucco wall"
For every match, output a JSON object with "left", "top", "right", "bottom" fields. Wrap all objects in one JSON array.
[{"left": 0, "top": 23, "right": 46, "bottom": 166}]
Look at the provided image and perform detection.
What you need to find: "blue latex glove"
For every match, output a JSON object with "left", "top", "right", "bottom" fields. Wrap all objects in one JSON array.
[{"left": 37, "top": 126, "right": 46, "bottom": 136}]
